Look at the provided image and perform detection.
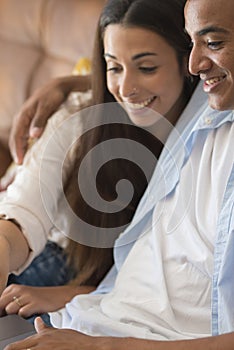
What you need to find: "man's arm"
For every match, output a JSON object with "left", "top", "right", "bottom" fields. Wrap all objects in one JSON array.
[
  {"left": 0, "top": 220, "right": 29, "bottom": 295},
  {"left": 9, "top": 75, "right": 91, "bottom": 165},
  {"left": 5, "top": 318, "right": 234, "bottom": 350}
]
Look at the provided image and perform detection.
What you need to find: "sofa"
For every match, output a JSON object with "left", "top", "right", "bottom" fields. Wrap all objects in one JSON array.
[{"left": 0, "top": 0, "right": 105, "bottom": 176}]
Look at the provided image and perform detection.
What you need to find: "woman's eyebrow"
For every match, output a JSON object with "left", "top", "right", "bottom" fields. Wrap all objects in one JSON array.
[
  {"left": 104, "top": 52, "right": 157, "bottom": 60},
  {"left": 132, "top": 52, "right": 158, "bottom": 60}
]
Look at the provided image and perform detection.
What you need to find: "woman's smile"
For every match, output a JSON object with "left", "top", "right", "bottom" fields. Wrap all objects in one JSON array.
[{"left": 104, "top": 24, "right": 187, "bottom": 132}]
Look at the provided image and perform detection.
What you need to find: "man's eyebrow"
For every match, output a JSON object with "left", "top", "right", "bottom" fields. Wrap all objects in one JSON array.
[
  {"left": 104, "top": 52, "right": 157, "bottom": 60},
  {"left": 196, "top": 26, "right": 229, "bottom": 37}
]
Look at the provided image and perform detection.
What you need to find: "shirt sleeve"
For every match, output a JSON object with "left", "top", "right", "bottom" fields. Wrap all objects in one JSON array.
[
  {"left": 0, "top": 105, "right": 83, "bottom": 274},
  {"left": 91, "top": 265, "right": 118, "bottom": 295}
]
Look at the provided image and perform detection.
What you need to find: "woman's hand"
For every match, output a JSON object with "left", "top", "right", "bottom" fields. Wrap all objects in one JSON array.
[{"left": 0, "top": 284, "right": 95, "bottom": 317}]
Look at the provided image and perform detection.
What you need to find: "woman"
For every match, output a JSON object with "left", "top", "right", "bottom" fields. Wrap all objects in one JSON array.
[{"left": 0, "top": 0, "right": 198, "bottom": 330}]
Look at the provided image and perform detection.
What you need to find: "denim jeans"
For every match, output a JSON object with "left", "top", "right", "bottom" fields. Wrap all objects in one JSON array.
[{"left": 8, "top": 241, "right": 75, "bottom": 326}]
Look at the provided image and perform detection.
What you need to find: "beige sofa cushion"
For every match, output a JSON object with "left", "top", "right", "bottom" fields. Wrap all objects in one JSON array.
[{"left": 0, "top": 0, "right": 104, "bottom": 146}]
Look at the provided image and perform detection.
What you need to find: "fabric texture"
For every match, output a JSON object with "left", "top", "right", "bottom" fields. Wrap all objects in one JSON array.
[
  {"left": 8, "top": 241, "right": 74, "bottom": 287},
  {"left": 0, "top": 82, "right": 233, "bottom": 338},
  {"left": 0, "top": 0, "right": 104, "bottom": 146},
  {"left": 50, "top": 82, "right": 234, "bottom": 338},
  {"left": 0, "top": 97, "right": 86, "bottom": 273}
]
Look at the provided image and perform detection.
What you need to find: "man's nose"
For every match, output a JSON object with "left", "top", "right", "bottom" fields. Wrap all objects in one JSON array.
[{"left": 189, "top": 45, "right": 212, "bottom": 76}]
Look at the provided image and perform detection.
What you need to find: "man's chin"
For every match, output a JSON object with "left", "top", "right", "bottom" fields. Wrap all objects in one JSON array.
[
  {"left": 208, "top": 90, "right": 234, "bottom": 111},
  {"left": 208, "top": 96, "right": 229, "bottom": 111}
]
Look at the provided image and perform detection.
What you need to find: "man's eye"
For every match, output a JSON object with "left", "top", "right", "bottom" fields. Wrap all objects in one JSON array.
[{"left": 207, "top": 41, "right": 224, "bottom": 50}]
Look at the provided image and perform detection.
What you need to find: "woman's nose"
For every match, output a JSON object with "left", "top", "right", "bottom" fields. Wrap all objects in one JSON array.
[{"left": 119, "top": 73, "right": 138, "bottom": 98}]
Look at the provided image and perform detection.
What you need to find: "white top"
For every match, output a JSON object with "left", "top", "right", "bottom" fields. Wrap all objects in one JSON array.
[{"left": 0, "top": 103, "right": 84, "bottom": 272}]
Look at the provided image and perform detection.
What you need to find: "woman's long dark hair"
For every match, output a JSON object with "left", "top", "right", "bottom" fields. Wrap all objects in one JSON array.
[{"left": 65, "top": 0, "right": 199, "bottom": 286}]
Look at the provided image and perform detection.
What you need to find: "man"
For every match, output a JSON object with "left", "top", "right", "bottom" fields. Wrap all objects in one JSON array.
[
  {"left": 2, "top": 0, "right": 234, "bottom": 349},
  {"left": 186, "top": 0, "right": 234, "bottom": 111}
]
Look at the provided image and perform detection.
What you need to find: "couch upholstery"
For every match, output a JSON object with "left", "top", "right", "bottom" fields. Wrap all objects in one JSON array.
[{"left": 0, "top": 0, "right": 104, "bottom": 175}]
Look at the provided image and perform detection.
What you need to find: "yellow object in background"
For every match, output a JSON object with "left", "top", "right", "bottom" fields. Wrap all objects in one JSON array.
[
  {"left": 72, "top": 57, "right": 91, "bottom": 76},
  {"left": 65, "top": 57, "right": 92, "bottom": 113}
]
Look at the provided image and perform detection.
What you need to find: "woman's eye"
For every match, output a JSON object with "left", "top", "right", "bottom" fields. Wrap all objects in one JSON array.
[
  {"left": 207, "top": 41, "right": 224, "bottom": 50},
  {"left": 140, "top": 66, "right": 157, "bottom": 73},
  {"left": 107, "top": 67, "right": 121, "bottom": 73}
]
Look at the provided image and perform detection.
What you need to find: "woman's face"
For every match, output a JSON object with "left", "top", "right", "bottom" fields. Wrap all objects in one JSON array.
[{"left": 104, "top": 24, "right": 186, "bottom": 129}]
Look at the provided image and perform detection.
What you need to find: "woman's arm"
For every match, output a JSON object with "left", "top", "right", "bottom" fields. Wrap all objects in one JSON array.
[
  {"left": 0, "top": 220, "right": 29, "bottom": 295},
  {"left": 0, "top": 106, "right": 83, "bottom": 287}
]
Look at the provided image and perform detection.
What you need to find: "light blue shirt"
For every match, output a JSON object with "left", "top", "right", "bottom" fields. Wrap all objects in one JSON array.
[{"left": 96, "top": 82, "right": 234, "bottom": 336}]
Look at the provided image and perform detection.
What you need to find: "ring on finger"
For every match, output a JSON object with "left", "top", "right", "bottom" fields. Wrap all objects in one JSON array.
[{"left": 13, "top": 296, "right": 22, "bottom": 307}]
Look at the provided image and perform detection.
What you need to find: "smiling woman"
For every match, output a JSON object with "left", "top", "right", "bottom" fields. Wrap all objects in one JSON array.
[
  {"left": 0, "top": 0, "right": 199, "bottom": 325},
  {"left": 104, "top": 25, "right": 186, "bottom": 129},
  {"left": 0, "top": 0, "right": 198, "bottom": 309}
]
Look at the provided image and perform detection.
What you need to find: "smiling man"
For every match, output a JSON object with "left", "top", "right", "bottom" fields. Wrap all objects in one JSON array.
[
  {"left": 184, "top": 0, "right": 234, "bottom": 340},
  {"left": 185, "top": 0, "right": 234, "bottom": 110}
]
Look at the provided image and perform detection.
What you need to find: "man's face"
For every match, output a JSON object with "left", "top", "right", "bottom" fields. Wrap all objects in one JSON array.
[{"left": 185, "top": 0, "right": 234, "bottom": 110}]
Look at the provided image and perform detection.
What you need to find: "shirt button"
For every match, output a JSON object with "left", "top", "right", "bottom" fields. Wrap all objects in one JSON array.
[{"left": 204, "top": 116, "right": 212, "bottom": 125}]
